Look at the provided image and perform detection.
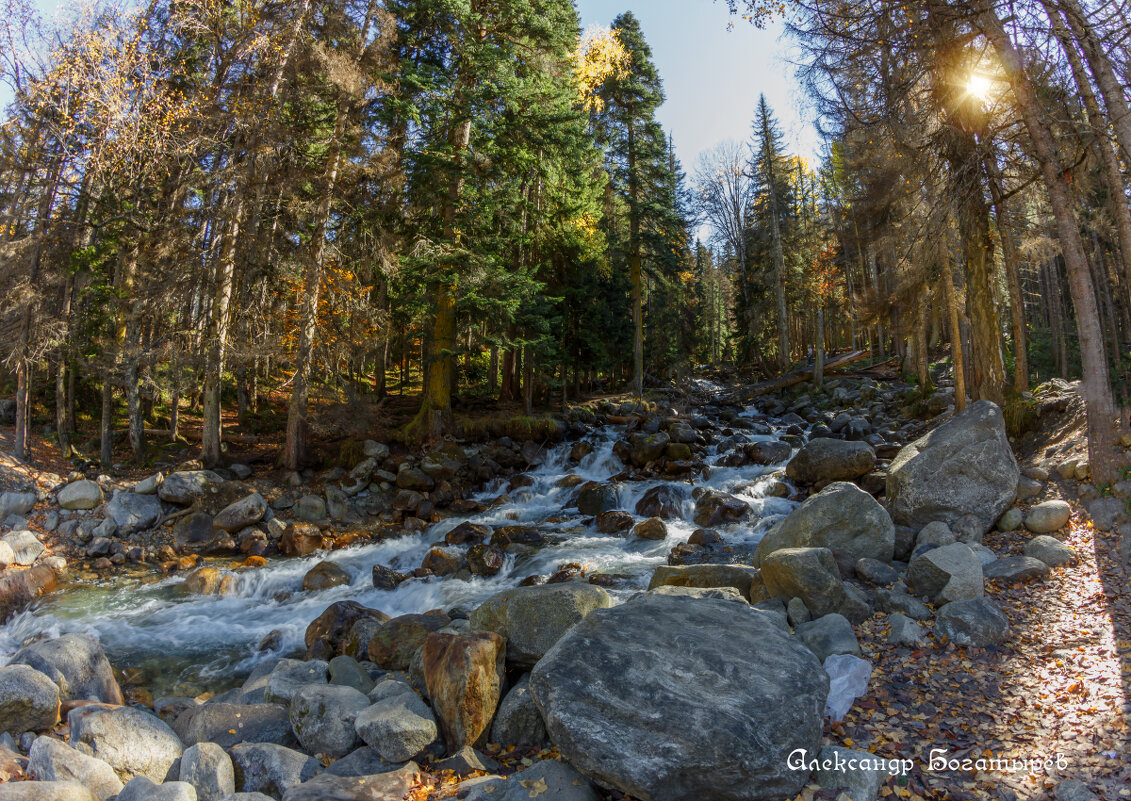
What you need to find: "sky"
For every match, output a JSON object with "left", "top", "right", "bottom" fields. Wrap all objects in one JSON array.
[{"left": 575, "top": 0, "right": 823, "bottom": 174}]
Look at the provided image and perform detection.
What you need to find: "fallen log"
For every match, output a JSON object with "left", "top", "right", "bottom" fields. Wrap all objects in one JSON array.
[{"left": 725, "top": 350, "right": 870, "bottom": 401}]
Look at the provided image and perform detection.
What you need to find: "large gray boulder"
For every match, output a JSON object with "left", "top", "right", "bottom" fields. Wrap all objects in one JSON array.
[
  {"left": 0, "top": 782, "right": 97, "bottom": 801},
  {"left": 463, "top": 760, "right": 599, "bottom": 801},
  {"left": 755, "top": 482, "right": 894, "bottom": 564},
  {"left": 759, "top": 547, "right": 846, "bottom": 618},
  {"left": 934, "top": 598, "right": 1010, "bottom": 647},
  {"left": 0, "top": 491, "right": 36, "bottom": 519},
  {"left": 1024, "top": 535, "right": 1078, "bottom": 567},
  {"left": 289, "top": 685, "right": 369, "bottom": 758},
  {"left": 0, "top": 665, "right": 60, "bottom": 736},
  {"left": 28, "top": 736, "right": 123, "bottom": 801},
  {"left": 470, "top": 584, "right": 613, "bottom": 667},
  {"left": 263, "top": 659, "right": 329, "bottom": 705},
  {"left": 105, "top": 492, "right": 163, "bottom": 536},
  {"left": 906, "top": 543, "right": 983, "bottom": 605},
  {"left": 173, "top": 703, "right": 292, "bottom": 748},
  {"left": 354, "top": 691, "right": 438, "bottom": 763},
  {"left": 212, "top": 494, "right": 267, "bottom": 533},
  {"left": 529, "top": 594, "right": 828, "bottom": 801},
  {"left": 179, "top": 743, "right": 235, "bottom": 801},
  {"left": 9, "top": 634, "right": 123, "bottom": 704},
  {"left": 67, "top": 705, "right": 184, "bottom": 782},
  {"left": 159, "top": 471, "right": 224, "bottom": 506},
  {"left": 229, "top": 744, "right": 318, "bottom": 798},
  {"left": 786, "top": 439, "right": 876, "bottom": 484},
  {"left": 489, "top": 674, "right": 546, "bottom": 749},
  {"left": 1024, "top": 501, "right": 1072, "bottom": 534},
  {"left": 57, "top": 481, "right": 102, "bottom": 511},
  {"left": 886, "top": 401, "right": 1019, "bottom": 534},
  {"left": 280, "top": 762, "right": 422, "bottom": 801}
]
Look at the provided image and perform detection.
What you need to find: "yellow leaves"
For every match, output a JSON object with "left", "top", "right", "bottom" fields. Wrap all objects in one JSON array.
[
  {"left": 572, "top": 25, "right": 631, "bottom": 113},
  {"left": 519, "top": 777, "right": 548, "bottom": 797}
]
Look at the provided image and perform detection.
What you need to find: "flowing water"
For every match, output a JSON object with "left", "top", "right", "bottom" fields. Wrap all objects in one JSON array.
[{"left": 0, "top": 403, "right": 799, "bottom": 697}]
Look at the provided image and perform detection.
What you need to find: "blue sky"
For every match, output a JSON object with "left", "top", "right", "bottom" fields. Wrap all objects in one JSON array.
[{"left": 576, "top": 0, "right": 821, "bottom": 172}]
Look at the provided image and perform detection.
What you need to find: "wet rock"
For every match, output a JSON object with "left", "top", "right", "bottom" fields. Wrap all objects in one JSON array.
[
  {"left": 179, "top": 743, "right": 235, "bottom": 801},
  {"left": 280, "top": 762, "right": 421, "bottom": 801},
  {"left": 445, "top": 522, "right": 490, "bottom": 546},
  {"left": 595, "top": 510, "right": 634, "bottom": 535},
  {"left": 760, "top": 547, "right": 845, "bottom": 618},
  {"left": 577, "top": 484, "right": 618, "bottom": 516},
  {"left": 27, "top": 736, "right": 122, "bottom": 801},
  {"left": 306, "top": 602, "right": 388, "bottom": 659},
  {"left": 692, "top": 490, "right": 749, "bottom": 527},
  {"left": 183, "top": 567, "right": 234, "bottom": 596},
  {"left": 687, "top": 528, "right": 722, "bottom": 546},
  {"left": 490, "top": 526, "right": 545, "bottom": 550},
  {"left": 367, "top": 613, "right": 450, "bottom": 671},
  {"left": 632, "top": 517, "right": 667, "bottom": 540},
  {"left": 9, "top": 634, "right": 122, "bottom": 705},
  {"left": 786, "top": 439, "right": 876, "bottom": 485},
  {"left": 1023, "top": 535, "right": 1077, "bottom": 567},
  {"left": 530, "top": 594, "right": 827, "bottom": 801},
  {"left": 469, "top": 584, "right": 613, "bottom": 668},
  {"left": 422, "top": 547, "right": 465, "bottom": 576},
  {"left": 626, "top": 431, "right": 670, "bottom": 466},
  {"left": 57, "top": 481, "right": 102, "bottom": 511},
  {"left": 795, "top": 613, "right": 860, "bottom": 661},
  {"left": 467, "top": 544, "right": 505, "bottom": 577},
  {"left": 983, "top": 555, "right": 1050, "bottom": 584},
  {"left": 280, "top": 523, "right": 325, "bottom": 558},
  {"left": 887, "top": 401, "right": 1019, "bottom": 534},
  {"left": 934, "top": 598, "right": 1010, "bottom": 647},
  {"left": 755, "top": 482, "right": 894, "bottom": 565},
  {"left": 289, "top": 684, "right": 370, "bottom": 758},
  {"left": 213, "top": 495, "right": 267, "bottom": 533},
  {"left": 302, "top": 561, "right": 350, "bottom": 592},
  {"left": 634, "top": 485, "right": 686, "bottom": 519},
  {"left": 173, "top": 703, "right": 293, "bottom": 748},
  {"left": 68, "top": 705, "right": 184, "bottom": 782},
  {"left": 0, "top": 666, "right": 60, "bottom": 736},
  {"left": 354, "top": 692, "right": 437, "bottom": 763},
  {"left": 371, "top": 564, "right": 409, "bottom": 590},
  {"left": 160, "top": 472, "right": 224, "bottom": 506},
  {"left": 489, "top": 674, "right": 546, "bottom": 749},
  {"left": 1024, "top": 500, "right": 1072, "bottom": 534},
  {"left": 422, "top": 632, "right": 505, "bottom": 750},
  {"left": 229, "top": 743, "right": 318, "bottom": 798},
  {"left": 906, "top": 542, "right": 983, "bottom": 605},
  {"left": 0, "top": 565, "right": 58, "bottom": 623}
]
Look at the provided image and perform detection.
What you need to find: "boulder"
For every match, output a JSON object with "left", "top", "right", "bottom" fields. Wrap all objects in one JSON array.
[
  {"left": 469, "top": 584, "right": 613, "bottom": 667},
  {"left": 634, "top": 485, "right": 687, "bottom": 519},
  {"left": 173, "top": 703, "right": 292, "bottom": 748},
  {"left": 2, "top": 531, "right": 44, "bottom": 566},
  {"left": 0, "top": 565, "right": 59, "bottom": 623},
  {"left": 795, "top": 613, "right": 860, "bottom": 661},
  {"left": 328, "top": 656, "right": 375, "bottom": 695},
  {"left": 280, "top": 762, "right": 421, "bottom": 801},
  {"left": 759, "top": 547, "right": 845, "bottom": 618},
  {"left": 755, "top": 482, "right": 894, "bottom": 564},
  {"left": 632, "top": 517, "right": 667, "bottom": 540},
  {"left": 934, "top": 598, "right": 1010, "bottom": 647},
  {"left": 886, "top": 401, "right": 1019, "bottom": 534},
  {"left": 229, "top": 743, "right": 318, "bottom": 798},
  {"left": 983, "top": 556, "right": 1050, "bottom": 584},
  {"left": 887, "top": 613, "right": 925, "bottom": 646},
  {"left": 0, "top": 783, "right": 98, "bottom": 801},
  {"left": 647, "top": 564, "right": 763, "bottom": 601},
  {"left": 367, "top": 613, "right": 450, "bottom": 671},
  {"left": 1025, "top": 501, "right": 1072, "bottom": 534},
  {"left": 530, "top": 595, "right": 827, "bottom": 801},
  {"left": 594, "top": 510, "right": 633, "bottom": 534},
  {"left": 179, "top": 743, "right": 235, "bottom": 801},
  {"left": 68, "top": 705, "right": 183, "bottom": 782},
  {"left": 116, "top": 777, "right": 197, "bottom": 801},
  {"left": 289, "top": 684, "right": 370, "bottom": 758},
  {"left": 650, "top": 585, "right": 748, "bottom": 604},
  {"left": 10, "top": 631, "right": 120, "bottom": 706},
  {"left": 0, "top": 491, "right": 37, "bottom": 519},
  {"left": 422, "top": 632, "right": 505, "bottom": 750},
  {"left": 489, "top": 674, "right": 546, "bottom": 749},
  {"left": 812, "top": 745, "right": 887, "bottom": 801},
  {"left": 174, "top": 514, "right": 223, "bottom": 553},
  {"left": 0, "top": 666, "right": 60, "bottom": 736},
  {"left": 302, "top": 562, "right": 350, "bottom": 592},
  {"left": 264, "top": 660, "right": 329, "bottom": 706},
  {"left": 354, "top": 692, "right": 438, "bottom": 763},
  {"left": 305, "top": 602, "right": 388, "bottom": 658},
  {"left": 280, "top": 523, "right": 325, "bottom": 558},
  {"left": 371, "top": 565, "right": 409, "bottom": 591},
  {"left": 212, "top": 495, "right": 267, "bottom": 532},
  {"left": 785, "top": 439, "right": 876, "bottom": 484},
  {"left": 906, "top": 543, "right": 983, "bottom": 605},
  {"left": 626, "top": 431, "right": 670, "bottom": 465},
  {"left": 27, "top": 737, "right": 122, "bottom": 801},
  {"left": 159, "top": 471, "right": 224, "bottom": 505},
  {"left": 577, "top": 484, "right": 618, "bottom": 516},
  {"left": 463, "top": 760, "right": 599, "bottom": 801},
  {"left": 1023, "top": 536, "right": 1078, "bottom": 567},
  {"left": 467, "top": 544, "right": 505, "bottom": 577},
  {"left": 105, "top": 492, "right": 163, "bottom": 536},
  {"left": 692, "top": 490, "right": 750, "bottom": 527},
  {"left": 57, "top": 481, "right": 103, "bottom": 511}
]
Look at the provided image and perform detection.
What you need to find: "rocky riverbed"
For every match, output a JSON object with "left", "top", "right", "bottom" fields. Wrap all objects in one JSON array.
[{"left": 0, "top": 375, "right": 1125, "bottom": 801}]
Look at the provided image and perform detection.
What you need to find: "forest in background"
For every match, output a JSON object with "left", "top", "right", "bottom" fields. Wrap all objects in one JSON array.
[{"left": 0, "top": 0, "right": 1128, "bottom": 480}]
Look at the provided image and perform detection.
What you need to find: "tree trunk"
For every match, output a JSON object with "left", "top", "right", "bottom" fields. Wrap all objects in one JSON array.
[
  {"left": 985, "top": 157, "right": 1030, "bottom": 394},
  {"left": 942, "top": 256, "right": 967, "bottom": 411}
]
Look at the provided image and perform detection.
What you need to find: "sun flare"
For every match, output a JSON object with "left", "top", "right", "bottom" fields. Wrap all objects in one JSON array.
[{"left": 966, "top": 72, "right": 994, "bottom": 102}]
